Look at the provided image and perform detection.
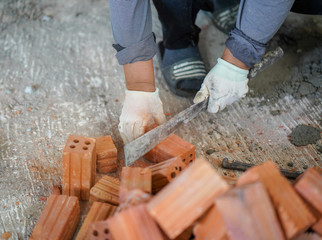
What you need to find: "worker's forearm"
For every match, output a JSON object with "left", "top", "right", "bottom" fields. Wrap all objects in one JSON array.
[
  {"left": 222, "top": 48, "right": 249, "bottom": 70},
  {"left": 123, "top": 59, "right": 156, "bottom": 92}
]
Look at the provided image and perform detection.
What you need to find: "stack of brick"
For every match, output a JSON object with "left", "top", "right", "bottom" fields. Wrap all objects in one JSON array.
[
  {"left": 95, "top": 136, "right": 118, "bottom": 173},
  {"left": 30, "top": 133, "right": 322, "bottom": 240}
]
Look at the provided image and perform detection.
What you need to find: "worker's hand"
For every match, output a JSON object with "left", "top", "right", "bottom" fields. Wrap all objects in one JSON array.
[
  {"left": 118, "top": 88, "right": 166, "bottom": 144},
  {"left": 193, "top": 58, "right": 249, "bottom": 113}
]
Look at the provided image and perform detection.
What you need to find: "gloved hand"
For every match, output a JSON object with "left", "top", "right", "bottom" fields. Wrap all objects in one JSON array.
[
  {"left": 193, "top": 58, "right": 249, "bottom": 113},
  {"left": 118, "top": 88, "right": 166, "bottom": 144}
]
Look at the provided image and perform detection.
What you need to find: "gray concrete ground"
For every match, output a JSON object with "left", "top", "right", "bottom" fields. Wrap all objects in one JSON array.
[{"left": 0, "top": 0, "right": 321, "bottom": 239}]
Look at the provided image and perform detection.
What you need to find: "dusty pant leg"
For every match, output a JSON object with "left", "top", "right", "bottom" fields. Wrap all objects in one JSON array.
[
  {"left": 108, "top": 0, "right": 157, "bottom": 65},
  {"left": 226, "top": 0, "right": 295, "bottom": 67},
  {"left": 152, "top": 0, "right": 212, "bottom": 49}
]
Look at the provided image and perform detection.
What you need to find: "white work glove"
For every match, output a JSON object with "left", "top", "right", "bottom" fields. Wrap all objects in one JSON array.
[
  {"left": 118, "top": 88, "right": 166, "bottom": 144},
  {"left": 193, "top": 58, "right": 249, "bottom": 113}
]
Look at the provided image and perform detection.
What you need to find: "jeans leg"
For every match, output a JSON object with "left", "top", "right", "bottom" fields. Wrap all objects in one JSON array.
[{"left": 152, "top": 0, "right": 212, "bottom": 49}]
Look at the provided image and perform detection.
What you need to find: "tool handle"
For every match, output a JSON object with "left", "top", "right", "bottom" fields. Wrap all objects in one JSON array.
[
  {"left": 248, "top": 47, "right": 284, "bottom": 79},
  {"left": 222, "top": 158, "right": 302, "bottom": 179}
]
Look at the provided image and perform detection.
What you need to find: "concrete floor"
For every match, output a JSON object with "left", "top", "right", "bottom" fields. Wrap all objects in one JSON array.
[{"left": 0, "top": 0, "right": 321, "bottom": 239}]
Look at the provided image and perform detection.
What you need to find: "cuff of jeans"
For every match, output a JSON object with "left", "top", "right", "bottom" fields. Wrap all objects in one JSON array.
[
  {"left": 115, "top": 33, "right": 157, "bottom": 65},
  {"left": 225, "top": 28, "right": 266, "bottom": 68}
]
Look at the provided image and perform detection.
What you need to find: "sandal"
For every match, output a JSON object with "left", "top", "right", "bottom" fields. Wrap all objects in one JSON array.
[
  {"left": 157, "top": 42, "right": 206, "bottom": 97},
  {"left": 203, "top": 1, "right": 239, "bottom": 35}
]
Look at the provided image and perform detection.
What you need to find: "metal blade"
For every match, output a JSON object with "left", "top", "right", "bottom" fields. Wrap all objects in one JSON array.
[{"left": 124, "top": 99, "right": 208, "bottom": 166}]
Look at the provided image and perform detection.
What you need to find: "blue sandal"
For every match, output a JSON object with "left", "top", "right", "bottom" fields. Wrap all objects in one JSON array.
[{"left": 157, "top": 42, "right": 207, "bottom": 97}]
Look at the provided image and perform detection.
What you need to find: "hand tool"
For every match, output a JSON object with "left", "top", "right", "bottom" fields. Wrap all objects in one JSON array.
[
  {"left": 221, "top": 158, "right": 303, "bottom": 179},
  {"left": 124, "top": 47, "right": 284, "bottom": 166}
]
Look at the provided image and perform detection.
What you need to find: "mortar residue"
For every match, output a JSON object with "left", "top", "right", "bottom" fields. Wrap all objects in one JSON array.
[{"left": 289, "top": 124, "right": 321, "bottom": 146}]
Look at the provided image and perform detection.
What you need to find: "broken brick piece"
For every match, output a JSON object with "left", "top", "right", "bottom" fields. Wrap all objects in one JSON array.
[
  {"left": 193, "top": 205, "right": 228, "bottom": 240},
  {"left": 90, "top": 204, "right": 163, "bottom": 240},
  {"left": 76, "top": 202, "right": 116, "bottom": 240},
  {"left": 90, "top": 175, "right": 120, "bottom": 205},
  {"left": 97, "top": 157, "right": 117, "bottom": 173},
  {"left": 147, "top": 158, "right": 230, "bottom": 239},
  {"left": 147, "top": 157, "right": 187, "bottom": 194},
  {"left": 30, "top": 194, "right": 80, "bottom": 240},
  {"left": 95, "top": 136, "right": 117, "bottom": 160},
  {"left": 237, "top": 161, "right": 315, "bottom": 239},
  {"left": 295, "top": 168, "right": 322, "bottom": 236},
  {"left": 62, "top": 135, "right": 96, "bottom": 201},
  {"left": 144, "top": 134, "right": 195, "bottom": 164},
  {"left": 120, "top": 167, "right": 152, "bottom": 200},
  {"left": 295, "top": 168, "right": 322, "bottom": 213},
  {"left": 216, "top": 182, "right": 284, "bottom": 240},
  {"left": 116, "top": 189, "right": 152, "bottom": 213}
]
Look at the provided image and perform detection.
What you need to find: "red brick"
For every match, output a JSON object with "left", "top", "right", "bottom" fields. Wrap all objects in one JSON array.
[
  {"left": 295, "top": 168, "right": 322, "bottom": 213},
  {"left": 147, "top": 158, "right": 230, "bottom": 239},
  {"left": 116, "top": 189, "right": 151, "bottom": 213},
  {"left": 147, "top": 157, "right": 187, "bottom": 194},
  {"left": 120, "top": 167, "right": 152, "bottom": 200},
  {"left": 295, "top": 168, "right": 322, "bottom": 236},
  {"left": 216, "top": 182, "right": 284, "bottom": 240},
  {"left": 193, "top": 206, "right": 228, "bottom": 240},
  {"left": 89, "top": 204, "right": 163, "bottom": 240},
  {"left": 97, "top": 157, "right": 117, "bottom": 173},
  {"left": 30, "top": 194, "right": 80, "bottom": 240},
  {"left": 144, "top": 134, "right": 195, "bottom": 164},
  {"left": 96, "top": 136, "right": 118, "bottom": 173},
  {"left": 76, "top": 202, "right": 116, "bottom": 240},
  {"left": 90, "top": 175, "right": 120, "bottom": 205},
  {"left": 237, "top": 161, "right": 315, "bottom": 239},
  {"left": 62, "top": 135, "right": 96, "bottom": 201},
  {"left": 95, "top": 136, "right": 117, "bottom": 160}
]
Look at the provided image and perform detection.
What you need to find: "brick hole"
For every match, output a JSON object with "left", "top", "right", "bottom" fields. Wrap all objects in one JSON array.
[
  {"left": 104, "top": 229, "right": 109, "bottom": 234},
  {"left": 70, "top": 145, "right": 76, "bottom": 149},
  {"left": 179, "top": 167, "right": 182, "bottom": 171},
  {"left": 93, "top": 230, "right": 99, "bottom": 236},
  {"left": 85, "top": 141, "right": 91, "bottom": 145},
  {"left": 83, "top": 146, "right": 88, "bottom": 150},
  {"left": 175, "top": 167, "right": 178, "bottom": 170},
  {"left": 182, "top": 159, "right": 186, "bottom": 162},
  {"left": 190, "top": 154, "right": 193, "bottom": 157},
  {"left": 171, "top": 172, "right": 176, "bottom": 178},
  {"left": 73, "top": 139, "right": 79, "bottom": 143},
  {"left": 189, "top": 160, "right": 193, "bottom": 164}
]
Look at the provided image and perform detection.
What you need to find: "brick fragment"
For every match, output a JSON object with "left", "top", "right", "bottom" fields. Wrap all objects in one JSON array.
[
  {"left": 295, "top": 168, "right": 322, "bottom": 213},
  {"left": 237, "top": 161, "right": 316, "bottom": 239},
  {"left": 116, "top": 189, "right": 151, "bottom": 213},
  {"left": 30, "top": 194, "right": 80, "bottom": 240},
  {"left": 97, "top": 157, "right": 117, "bottom": 173},
  {"left": 96, "top": 136, "right": 118, "bottom": 173},
  {"left": 216, "top": 182, "right": 284, "bottom": 240},
  {"left": 62, "top": 135, "right": 96, "bottom": 201},
  {"left": 144, "top": 134, "right": 195, "bottom": 164},
  {"left": 96, "top": 136, "right": 117, "bottom": 160},
  {"left": 76, "top": 202, "right": 116, "bottom": 240},
  {"left": 90, "top": 175, "right": 120, "bottom": 205},
  {"left": 147, "top": 157, "right": 186, "bottom": 194},
  {"left": 193, "top": 206, "right": 228, "bottom": 240},
  {"left": 120, "top": 167, "right": 152, "bottom": 200},
  {"left": 89, "top": 204, "right": 163, "bottom": 240},
  {"left": 295, "top": 168, "right": 322, "bottom": 235},
  {"left": 147, "top": 158, "right": 230, "bottom": 239}
]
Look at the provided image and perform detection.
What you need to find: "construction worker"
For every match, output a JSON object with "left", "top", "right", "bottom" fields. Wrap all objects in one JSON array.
[{"left": 109, "top": 0, "right": 322, "bottom": 144}]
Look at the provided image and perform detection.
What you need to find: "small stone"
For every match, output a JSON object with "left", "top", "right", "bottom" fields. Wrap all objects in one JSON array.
[
  {"left": 303, "top": 165, "right": 308, "bottom": 170},
  {"left": 287, "top": 162, "right": 293, "bottom": 167}
]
